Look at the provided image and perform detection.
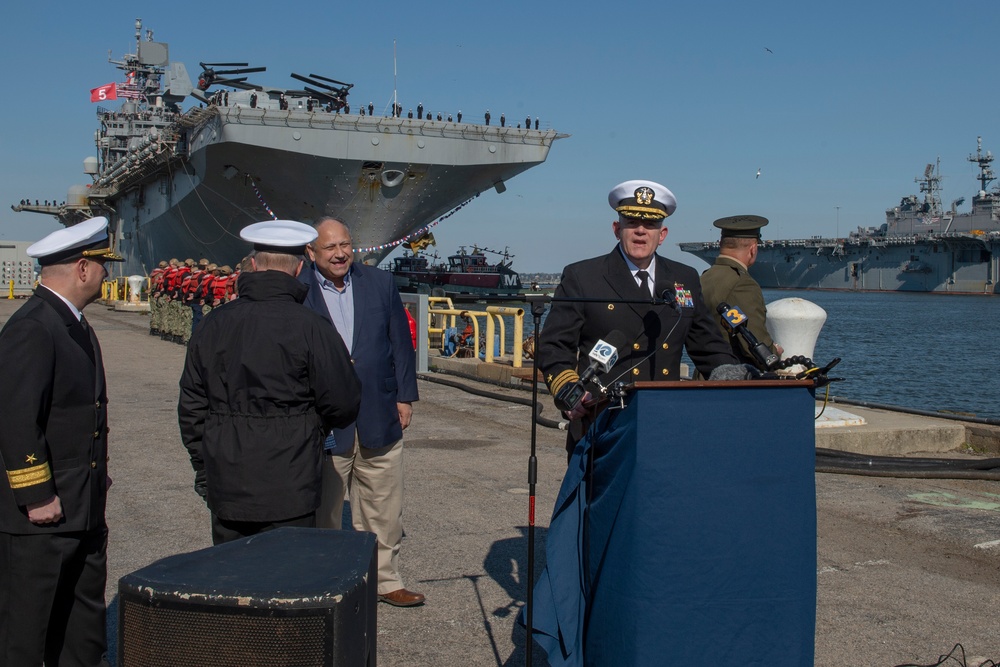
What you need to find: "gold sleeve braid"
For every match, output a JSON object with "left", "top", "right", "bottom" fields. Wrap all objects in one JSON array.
[
  {"left": 548, "top": 369, "right": 579, "bottom": 397},
  {"left": 6, "top": 462, "right": 53, "bottom": 489}
]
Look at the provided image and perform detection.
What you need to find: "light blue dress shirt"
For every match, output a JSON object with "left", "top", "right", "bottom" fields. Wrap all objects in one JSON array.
[{"left": 315, "top": 267, "right": 355, "bottom": 353}]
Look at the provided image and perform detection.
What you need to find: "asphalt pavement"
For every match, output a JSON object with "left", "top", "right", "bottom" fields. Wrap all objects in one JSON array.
[{"left": 1, "top": 298, "right": 998, "bottom": 666}]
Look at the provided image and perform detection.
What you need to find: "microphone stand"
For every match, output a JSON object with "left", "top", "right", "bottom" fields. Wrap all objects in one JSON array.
[
  {"left": 524, "top": 294, "right": 550, "bottom": 667},
  {"left": 521, "top": 290, "right": 669, "bottom": 666}
]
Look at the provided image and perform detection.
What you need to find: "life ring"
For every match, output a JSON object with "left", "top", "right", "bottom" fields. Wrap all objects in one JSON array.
[{"left": 381, "top": 169, "right": 405, "bottom": 188}]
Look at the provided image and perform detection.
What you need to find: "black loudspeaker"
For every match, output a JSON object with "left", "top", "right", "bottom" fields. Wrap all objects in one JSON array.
[{"left": 117, "top": 528, "right": 377, "bottom": 667}]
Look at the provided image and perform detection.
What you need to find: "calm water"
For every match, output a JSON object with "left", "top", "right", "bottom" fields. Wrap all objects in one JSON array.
[
  {"left": 485, "top": 289, "right": 1000, "bottom": 421},
  {"left": 762, "top": 289, "right": 1000, "bottom": 420}
]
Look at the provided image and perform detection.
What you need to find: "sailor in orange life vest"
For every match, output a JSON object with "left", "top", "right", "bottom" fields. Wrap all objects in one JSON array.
[{"left": 538, "top": 180, "right": 739, "bottom": 458}]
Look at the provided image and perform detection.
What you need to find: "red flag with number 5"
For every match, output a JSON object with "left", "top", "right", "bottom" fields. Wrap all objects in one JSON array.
[{"left": 90, "top": 83, "right": 117, "bottom": 103}]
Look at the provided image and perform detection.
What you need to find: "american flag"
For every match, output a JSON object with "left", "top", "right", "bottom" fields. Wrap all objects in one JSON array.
[{"left": 117, "top": 84, "right": 145, "bottom": 100}]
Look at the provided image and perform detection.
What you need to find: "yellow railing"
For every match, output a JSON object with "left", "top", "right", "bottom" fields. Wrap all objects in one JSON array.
[
  {"left": 487, "top": 306, "right": 524, "bottom": 368},
  {"left": 102, "top": 276, "right": 150, "bottom": 303},
  {"left": 426, "top": 298, "right": 525, "bottom": 367}
]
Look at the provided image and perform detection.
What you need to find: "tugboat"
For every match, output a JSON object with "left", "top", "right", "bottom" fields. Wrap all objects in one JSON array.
[
  {"left": 9, "top": 19, "right": 565, "bottom": 274},
  {"left": 389, "top": 245, "right": 524, "bottom": 297}
]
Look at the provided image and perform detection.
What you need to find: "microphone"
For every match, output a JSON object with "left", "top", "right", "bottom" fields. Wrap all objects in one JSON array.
[
  {"left": 657, "top": 288, "right": 677, "bottom": 308},
  {"left": 554, "top": 330, "right": 626, "bottom": 411},
  {"left": 716, "top": 303, "right": 779, "bottom": 370}
]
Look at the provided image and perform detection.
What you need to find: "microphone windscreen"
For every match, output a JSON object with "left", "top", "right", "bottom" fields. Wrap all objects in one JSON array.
[{"left": 708, "top": 363, "right": 756, "bottom": 381}]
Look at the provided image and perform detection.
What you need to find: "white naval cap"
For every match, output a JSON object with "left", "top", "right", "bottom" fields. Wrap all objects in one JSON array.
[
  {"left": 608, "top": 180, "right": 677, "bottom": 221},
  {"left": 239, "top": 219, "right": 318, "bottom": 253},
  {"left": 26, "top": 216, "right": 124, "bottom": 266}
]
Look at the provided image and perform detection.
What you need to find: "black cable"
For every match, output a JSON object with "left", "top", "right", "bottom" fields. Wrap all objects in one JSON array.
[
  {"left": 893, "top": 643, "right": 997, "bottom": 667},
  {"left": 420, "top": 371, "right": 1000, "bottom": 480},
  {"left": 417, "top": 372, "right": 563, "bottom": 429},
  {"left": 817, "top": 448, "right": 1000, "bottom": 469}
]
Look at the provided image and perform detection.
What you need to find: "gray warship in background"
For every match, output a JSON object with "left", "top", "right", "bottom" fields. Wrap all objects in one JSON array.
[
  {"left": 10, "top": 19, "right": 565, "bottom": 275},
  {"left": 681, "top": 137, "right": 1000, "bottom": 294}
]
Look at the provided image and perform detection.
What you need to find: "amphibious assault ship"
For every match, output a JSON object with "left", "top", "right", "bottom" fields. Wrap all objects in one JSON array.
[
  {"left": 681, "top": 137, "right": 1000, "bottom": 294},
  {"left": 10, "top": 19, "right": 565, "bottom": 275}
]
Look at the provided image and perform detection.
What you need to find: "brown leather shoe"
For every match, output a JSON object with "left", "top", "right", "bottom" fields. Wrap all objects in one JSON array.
[{"left": 378, "top": 588, "right": 426, "bottom": 607}]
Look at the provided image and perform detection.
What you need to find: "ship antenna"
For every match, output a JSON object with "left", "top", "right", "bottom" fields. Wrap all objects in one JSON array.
[
  {"left": 134, "top": 18, "right": 142, "bottom": 54},
  {"left": 393, "top": 40, "right": 397, "bottom": 116},
  {"left": 968, "top": 135, "right": 995, "bottom": 193}
]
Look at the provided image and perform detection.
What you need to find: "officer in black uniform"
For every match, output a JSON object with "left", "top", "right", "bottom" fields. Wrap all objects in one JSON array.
[
  {"left": 0, "top": 216, "right": 123, "bottom": 666},
  {"left": 178, "top": 220, "right": 362, "bottom": 544},
  {"left": 538, "top": 180, "right": 737, "bottom": 457}
]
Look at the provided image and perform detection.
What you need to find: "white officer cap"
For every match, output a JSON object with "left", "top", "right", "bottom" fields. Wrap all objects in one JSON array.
[
  {"left": 27, "top": 216, "right": 124, "bottom": 266},
  {"left": 239, "top": 219, "right": 318, "bottom": 254},
  {"left": 608, "top": 180, "right": 677, "bottom": 221}
]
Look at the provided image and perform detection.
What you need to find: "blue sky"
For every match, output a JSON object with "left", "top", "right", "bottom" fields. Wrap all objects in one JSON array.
[{"left": 1, "top": 1, "right": 997, "bottom": 272}]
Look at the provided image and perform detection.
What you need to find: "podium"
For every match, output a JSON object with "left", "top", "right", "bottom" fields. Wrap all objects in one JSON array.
[{"left": 529, "top": 380, "right": 816, "bottom": 667}]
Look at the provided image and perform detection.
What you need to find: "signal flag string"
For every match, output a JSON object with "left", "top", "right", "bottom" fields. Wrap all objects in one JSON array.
[{"left": 245, "top": 170, "right": 478, "bottom": 252}]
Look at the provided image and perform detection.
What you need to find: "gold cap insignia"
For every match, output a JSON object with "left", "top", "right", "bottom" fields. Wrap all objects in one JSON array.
[{"left": 634, "top": 187, "right": 654, "bottom": 206}]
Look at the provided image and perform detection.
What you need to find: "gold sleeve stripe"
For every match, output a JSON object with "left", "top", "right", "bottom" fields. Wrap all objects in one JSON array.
[
  {"left": 549, "top": 369, "right": 579, "bottom": 396},
  {"left": 7, "top": 462, "right": 53, "bottom": 489}
]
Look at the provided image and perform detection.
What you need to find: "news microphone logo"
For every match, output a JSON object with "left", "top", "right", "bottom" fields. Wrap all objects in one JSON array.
[
  {"left": 720, "top": 305, "right": 748, "bottom": 329},
  {"left": 588, "top": 339, "right": 619, "bottom": 372},
  {"left": 716, "top": 302, "right": 778, "bottom": 370}
]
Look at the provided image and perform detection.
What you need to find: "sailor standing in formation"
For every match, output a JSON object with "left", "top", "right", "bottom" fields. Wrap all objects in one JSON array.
[{"left": 0, "top": 216, "right": 123, "bottom": 666}]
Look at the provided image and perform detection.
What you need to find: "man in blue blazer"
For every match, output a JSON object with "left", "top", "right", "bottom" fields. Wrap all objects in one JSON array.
[{"left": 302, "top": 217, "right": 424, "bottom": 607}]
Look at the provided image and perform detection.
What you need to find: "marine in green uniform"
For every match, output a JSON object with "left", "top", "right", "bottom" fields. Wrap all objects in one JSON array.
[{"left": 699, "top": 214, "right": 782, "bottom": 369}]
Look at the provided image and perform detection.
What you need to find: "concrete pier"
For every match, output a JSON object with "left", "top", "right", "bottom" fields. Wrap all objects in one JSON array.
[{"left": 1, "top": 299, "right": 998, "bottom": 667}]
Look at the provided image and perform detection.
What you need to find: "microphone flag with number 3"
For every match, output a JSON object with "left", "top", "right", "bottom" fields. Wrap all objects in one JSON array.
[{"left": 90, "top": 82, "right": 118, "bottom": 103}]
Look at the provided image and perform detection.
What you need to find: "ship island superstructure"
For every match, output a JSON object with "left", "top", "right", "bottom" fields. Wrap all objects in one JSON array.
[
  {"left": 681, "top": 137, "right": 1000, "bottom": 294},
  {"left": 10, "top": 19, "right": 566, "bottom": 275}
]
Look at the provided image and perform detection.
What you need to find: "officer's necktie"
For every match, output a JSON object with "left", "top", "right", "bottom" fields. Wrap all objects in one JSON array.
[{"left": 636, "top": 270, "right": 653, "bottom": 301}]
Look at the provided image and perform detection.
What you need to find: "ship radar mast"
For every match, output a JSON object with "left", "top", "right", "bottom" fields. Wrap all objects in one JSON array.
[
  {"left": 968, "top": 135, "right": 995, "bottom": 194},
  {"left": 915, "top": 158, "right": 944, "bottom": 216}
]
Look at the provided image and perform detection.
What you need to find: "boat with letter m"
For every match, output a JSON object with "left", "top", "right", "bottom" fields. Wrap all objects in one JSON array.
[{"left": 389, "top": 244, "right": 525, "bottom": 297}]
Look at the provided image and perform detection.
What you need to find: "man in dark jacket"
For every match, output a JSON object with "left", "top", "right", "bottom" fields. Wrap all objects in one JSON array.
[
  {"left": 178, "top": 220, "right": 361, "bottom": 545},
  {"left": 0, "top": 215, "right": 122, "bottom": 666}
]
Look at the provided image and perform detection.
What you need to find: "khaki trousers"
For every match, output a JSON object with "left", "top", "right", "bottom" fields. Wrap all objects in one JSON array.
[{"left": 317, "top": 439, "right": 404, "bottom": 594}]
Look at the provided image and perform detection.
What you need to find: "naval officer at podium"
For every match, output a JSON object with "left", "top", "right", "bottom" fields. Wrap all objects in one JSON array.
[{"left": 539, "top": 179, "right": 736, "bottom": 457}]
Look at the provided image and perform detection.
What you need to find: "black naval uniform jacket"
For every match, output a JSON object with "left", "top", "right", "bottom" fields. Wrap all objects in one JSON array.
[
  {"left": 540, "top": 247, "right": 737, "bottom": 401},
  {"left": 178, "top": 270, "right": 362, "bottom": 523},
  {"left": 0, "top": 285, "right": 109, "bottom": 534}
]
